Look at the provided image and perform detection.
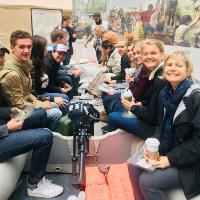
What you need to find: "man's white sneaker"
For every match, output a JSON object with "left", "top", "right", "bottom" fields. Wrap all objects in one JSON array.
[
  {"left": 79, "top": 93, "right": 94, "bottom": 100},
  {"left": 67, "top": 191, "right": 86, "bottom": 200},
  {"left": 27, "top": 177, "right": 63, "bottom": 198}
]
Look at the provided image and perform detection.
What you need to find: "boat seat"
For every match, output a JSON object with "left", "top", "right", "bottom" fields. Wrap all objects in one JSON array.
[
  {"left": 0, "top": 153, "right": 28, "bottom": 200},
  {"left": 93, "top": 129, "right": 200, "bottom": 200}
]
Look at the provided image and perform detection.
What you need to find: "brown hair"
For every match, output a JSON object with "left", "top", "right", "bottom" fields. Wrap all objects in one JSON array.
[
  {"left": 10, "top": 30, "right": 32, "bottom": 47},
  {"left": 51, "top": 29, "right": 68, "bottom": 43},
  {"left": 62, "top": 15, "right": 71, "bottom": 23}
]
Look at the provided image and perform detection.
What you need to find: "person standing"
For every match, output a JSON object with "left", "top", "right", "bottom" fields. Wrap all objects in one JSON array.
[
  {"left": 57, "top": 15, "right": 77, "bottom": 65},
  {"left": 85, "top": 12, "right": 116, "bottom": 64}
]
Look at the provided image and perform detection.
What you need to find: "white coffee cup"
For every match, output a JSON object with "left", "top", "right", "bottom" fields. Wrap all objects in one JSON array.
[{"left": 145, "top": 138, "right": 160, "bottom": 160}]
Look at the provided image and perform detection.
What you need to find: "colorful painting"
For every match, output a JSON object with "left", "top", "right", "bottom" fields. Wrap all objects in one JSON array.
[{"left": 72, "top": 0, "right": 200, "bottom": 48}]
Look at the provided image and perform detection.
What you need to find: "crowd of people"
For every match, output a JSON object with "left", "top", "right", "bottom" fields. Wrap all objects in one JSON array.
[{"left": 0, "top": 11, "right": 200, "bottom": 200}]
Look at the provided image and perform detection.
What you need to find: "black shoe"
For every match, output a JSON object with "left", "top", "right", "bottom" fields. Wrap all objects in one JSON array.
[{"left": 101, "top": 126, "right": 111, "bottom": 135}]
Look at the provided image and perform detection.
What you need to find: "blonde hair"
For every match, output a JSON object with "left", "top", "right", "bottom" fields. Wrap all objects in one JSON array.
[
  {"left": 134, "top": 40, "right": 144, "bottom": 50},
  {"left": 141, "top": 39, "right": 164, "bottom": 53},
  {"left": 117, "top": 36, "right": 129, "bottom": 46},
  {"left": 164, "top": 51, "right": 193, "bottom": 76}
]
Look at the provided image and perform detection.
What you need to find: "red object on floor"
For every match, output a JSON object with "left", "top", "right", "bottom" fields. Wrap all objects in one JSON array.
[{"left": 85, "top": 163, "right": 135, "bottom": 200}]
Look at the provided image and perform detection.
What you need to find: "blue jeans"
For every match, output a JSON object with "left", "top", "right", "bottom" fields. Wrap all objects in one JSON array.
[
  {"left": 45, "top": 93, "right": 69, "bottom": 116},
  {"left": 22, "top": 108, "right": 47, "bottom": 130},
  {"left": 103, "top": 93, "right": 123, "bottom": 114},
  {"left": 128, "top": 165, "right": 180, "bottom": 200},
  {"left": 46, "top": 107, "right": 62, "bottom": 131},
  {"left": 96, "top": 49, "right": 102, "bottom": 64},
  {"left": 0, "top": 128, "right": 53, "bottom": 185},
  {"left": 57, "top": 70, "right": 80, "bottom": 98},
  {"left": 108, "top": 112, "right": 156, "bottom": 139}
]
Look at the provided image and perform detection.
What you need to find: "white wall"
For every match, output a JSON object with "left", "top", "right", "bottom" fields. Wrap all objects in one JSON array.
[{"left": 165, "top": 45, "right": 200, "bottom": 82}]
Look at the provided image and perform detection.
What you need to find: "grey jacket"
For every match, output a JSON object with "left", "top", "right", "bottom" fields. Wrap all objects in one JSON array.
[{"left": 0, "top": 107, "right": 10, "bottom": 138}]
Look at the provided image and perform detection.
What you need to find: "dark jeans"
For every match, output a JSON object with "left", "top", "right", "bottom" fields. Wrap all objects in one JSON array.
[
  {"left": 96, "top": 49, "right": 102, "bottom": 64},
  {"left": 129, "top": 165, "right": 181, "bottom": 200},
  {"left": 107, "top": 112, "right": 156, "bottom": 139},
  {"left": 0, "top": 128, "right": 53, "bottom": 185},
  {"left": 103, "top": 93, "right": 123, "bottom": 114},
  {"left": 22, "top": 108, "right": 47, "bottom": 130},
  {"left": 57, "top": 70, "right": 80, "bottom": 98},
  {"left": 63, "top": 53, "right": 71, "bottom": 65}
]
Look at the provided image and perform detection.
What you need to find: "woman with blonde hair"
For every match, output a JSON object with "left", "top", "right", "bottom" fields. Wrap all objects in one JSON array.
[
  {"left": 130, "top": 51, "right": 200, "bottom": 200},
  {"left": 102, "top": 39, "right": 150, "bottom": 116},
  {"left": 104, "top": 39, "right": 166, "bottom": 136}
]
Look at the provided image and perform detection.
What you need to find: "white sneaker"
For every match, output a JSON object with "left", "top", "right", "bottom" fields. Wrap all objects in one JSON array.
[
  {"left": 27, "top": 177, "right": 63, "bottom": 198},
  {"left": 78, "top": 191, "right": 86, "bottom": 200},
  {"left": 79, "top": 93, "right": 94, "bottom": 100},
  {"left": 67, "top": 195, "right": 78, "bottom": 200},
  {"left": 67, "top": 191, "right": 86, "bottom": 200}
]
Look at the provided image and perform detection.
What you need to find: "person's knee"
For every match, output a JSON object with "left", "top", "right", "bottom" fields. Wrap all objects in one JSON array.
[
  {"left": 108, "top": 112, "right": 120, "bottom": 122},
  {"left": 139, "top": 172, "right": 152, "bottom": 191},
  {"left": 36, "top": 128, "right": 53, "bottom": 145},
  {"left": 52, "top": 108, "right": 62, "bottom": 119},
  {"left": 47, "top": 108, "right": 62, "bottom": 120}
]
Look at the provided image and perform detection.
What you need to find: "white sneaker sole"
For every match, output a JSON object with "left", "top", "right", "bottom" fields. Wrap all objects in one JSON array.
[{"left": 27, "top": 188, "right": 63, "bottom": 198}]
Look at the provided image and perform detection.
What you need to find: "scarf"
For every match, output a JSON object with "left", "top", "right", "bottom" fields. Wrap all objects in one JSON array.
[{"left": 159, "top": 78, "right": 193, "bottom": 155}]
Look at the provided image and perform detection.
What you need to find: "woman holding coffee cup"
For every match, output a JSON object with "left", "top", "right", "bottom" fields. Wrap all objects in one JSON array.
[
  {"left": 130, "top": 51, "right": 200, "bottom": 200},
  {"left": 104, "top": 39, "right": 166, "bottom": 137}
]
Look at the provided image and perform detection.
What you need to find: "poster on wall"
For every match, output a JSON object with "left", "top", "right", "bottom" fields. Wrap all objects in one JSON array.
[
  {"left": 31, "top": 9, "right": 62, "bottom": 42},
  {"left": 72, "top": 0, "right": 200, "bottom": 48}
]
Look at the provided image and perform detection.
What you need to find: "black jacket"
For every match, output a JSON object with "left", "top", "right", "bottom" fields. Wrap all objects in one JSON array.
[
  {"left": 111, "top": 54, "right": 131, "bottom": 82},
  {"left": 44, "top": 53, "right": 64, "bottom": 93},
  {"left": 63, "top": 26, "right": 76, "bottom": 56},
  {"left": 158, "top": 84, "right": 200, "bottom": 199},
  {"left": 0, "top": 107, "right": 10, "bottom": 138},
  {"left": 131, "top": 66, "right": 166, "bottom": 124}
]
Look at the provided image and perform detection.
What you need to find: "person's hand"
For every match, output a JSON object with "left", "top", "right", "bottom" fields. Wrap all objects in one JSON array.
[
  {"left": 125, "top": 74, "right": 134, "bottom": 84},
  {"left": 84, "top": 42, "right": 88, "bottom": 48},
  {"left": 54, "top": 97, "right": 68, "bottom": 107},
  {"left": 121, "top": 97, "right": 135, "bottom": 111},
  {"left": 7, "top": 119, "right": 23, "bottom": 132},
  {"left": 62, "top": 83, "right": 72, "bottom": 92},
  {"left": 60, "top": 84, "right": 72, "bottom": 93},
  {"left": 43, "top": 101, "right": 52, "bottom": 109},
  {"left": 72, "top": 33, "right": 77, "bottom": 38},
  {"left": 149, "top": 156, "right": 171, "bottom": 169},
  {"left": 10, "top": 107, "right": 22, "bottom": 119}
]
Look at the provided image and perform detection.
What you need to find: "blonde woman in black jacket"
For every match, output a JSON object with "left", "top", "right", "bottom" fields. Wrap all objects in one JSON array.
[{"left": 131, "top": 51, "right": 200, "bottom": 200}]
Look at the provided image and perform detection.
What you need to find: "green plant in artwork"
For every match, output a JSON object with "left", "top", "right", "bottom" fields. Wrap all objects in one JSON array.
[{"left": 86, "top": 0, "right": 106, "bottom": 11}]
